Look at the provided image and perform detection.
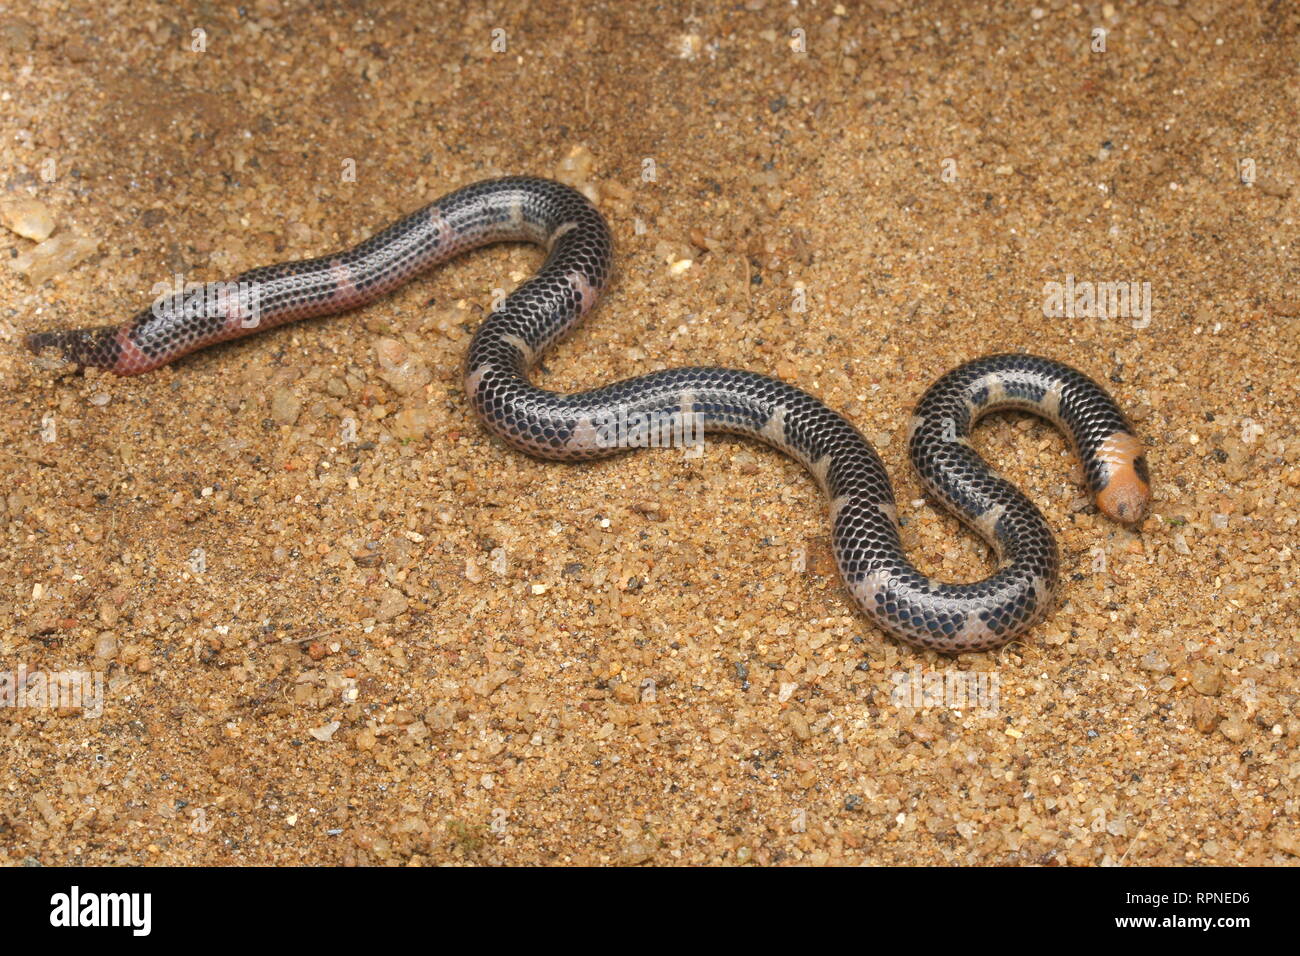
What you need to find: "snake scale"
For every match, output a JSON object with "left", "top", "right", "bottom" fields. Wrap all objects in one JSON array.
[{"left": 27, "top": 177, "right": 1151, "bottom": 652}]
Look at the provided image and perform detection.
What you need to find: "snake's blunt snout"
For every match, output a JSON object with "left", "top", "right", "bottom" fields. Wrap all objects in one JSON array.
[{"left": 1094, "top": 430, "right": 1151, "bottom": 524}]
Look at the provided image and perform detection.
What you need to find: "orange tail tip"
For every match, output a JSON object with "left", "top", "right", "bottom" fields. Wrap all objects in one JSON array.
[{"left": 1094, "top": 431, "right": 1151, "bottom": 524}]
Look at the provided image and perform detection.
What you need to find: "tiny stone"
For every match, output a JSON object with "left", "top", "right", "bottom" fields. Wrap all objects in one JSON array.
[
  {"left": 1139, "top": 651, "right": 1170, "bottom": 674},
  {"left": 622, "top": 840, "right": 654, "bottom": 864},
  {"left": 390, "top": 402, "right": 430, "bottom": 440},
  {"left": 1219, "top": 715, "right": 1249, "bottom": 742},
  {"left": 94, "top": 633, "right": 118, "bottom": 659},
  {"left": 0, "top": 18, "right": 36, "bottom": 51},
  {"left": 1274, "top": 830, "right": 1300, "bottom": 858},
  {"left": 375, "top": 588, "right": 408, "bottom": 621},
  {"left": 374, "top": 338, "right": 432, "bottom": 394},
  {"left": 9, "top": 233, "right": 98, "bottom": 284},
  {"left": 1190, "top": 662, "right": 1223, "bottom": 696},
  {"left": 1192, "top": 698, "right": 1219, "bottom": 734},
  {"left": 270, "top": 388, "right": 301, "bottom": 424},
  {"left": 1, "top": 198, "right": 56, "bottom": 241}
]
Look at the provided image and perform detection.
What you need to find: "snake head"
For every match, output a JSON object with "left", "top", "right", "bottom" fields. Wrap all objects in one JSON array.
[{"left": 1094, "top": 431, "right": 1151, "bottom": 524}]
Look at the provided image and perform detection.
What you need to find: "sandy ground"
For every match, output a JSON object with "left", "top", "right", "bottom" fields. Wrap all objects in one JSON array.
[{"left": 0, "top": 0, "right": 1297, "bottom": 866}]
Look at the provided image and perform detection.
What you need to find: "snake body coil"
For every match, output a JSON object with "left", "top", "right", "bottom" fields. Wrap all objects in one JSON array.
[{"left": 27, "top": 177, "right": 1150, "bottom": 652}]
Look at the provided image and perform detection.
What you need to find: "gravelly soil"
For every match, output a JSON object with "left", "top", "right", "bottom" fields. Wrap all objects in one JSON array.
[{"left": 0, "top": 0, "right": 1297, "bottom": 865}]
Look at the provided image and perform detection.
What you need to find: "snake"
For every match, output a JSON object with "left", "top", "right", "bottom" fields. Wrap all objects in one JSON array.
[{"left": 26, "top": 176, "right": 1151, "bottom": 652}]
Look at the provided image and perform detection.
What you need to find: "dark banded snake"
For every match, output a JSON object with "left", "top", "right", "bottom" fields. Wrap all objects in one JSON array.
[{"left": 26, "top": 176, "right": 1151, "bottom": 652}]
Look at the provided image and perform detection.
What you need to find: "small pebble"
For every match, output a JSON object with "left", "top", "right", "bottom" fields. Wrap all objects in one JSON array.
[
  {"left": 0, "top": 198, "right": 56, "bottom": 241},
  {"left": 1190, "top": 662, "right": 1223, "bottom": 696},
  {"left": 1219, "top": 715, "right": 1249, "bottom": 742},
  {"left": 270, "top": 388, "right": 301, "bottom": 425},
  {"left": 375, "top": 588, "right": 408, "bottom": 621},
  {"left": 9, "top": 233, "right": 98, "bottom": 284},
  {"left": 308, "top": 721, "right": 340, "bottom": 742}
]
